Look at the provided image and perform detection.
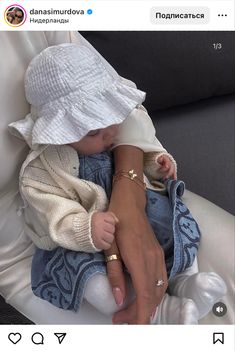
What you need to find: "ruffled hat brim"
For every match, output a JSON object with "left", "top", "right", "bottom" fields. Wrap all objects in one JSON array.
[{"left": 9, "top": 79, "right": 146, "bottom": 150}]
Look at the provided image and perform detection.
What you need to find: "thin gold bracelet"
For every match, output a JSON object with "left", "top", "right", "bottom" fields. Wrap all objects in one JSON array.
[{"left": 113, "top": 169, "right": 146, "bottom": 191}]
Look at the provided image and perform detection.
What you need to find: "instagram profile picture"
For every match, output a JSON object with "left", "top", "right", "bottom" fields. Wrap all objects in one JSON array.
[{"left": 5, "top": 4, "right": 27, "bottom": 27}]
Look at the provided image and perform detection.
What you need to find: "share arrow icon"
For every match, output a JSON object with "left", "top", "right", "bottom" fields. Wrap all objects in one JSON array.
[{"left": 54, "top": 333, "right": 67, "bottom": 344}]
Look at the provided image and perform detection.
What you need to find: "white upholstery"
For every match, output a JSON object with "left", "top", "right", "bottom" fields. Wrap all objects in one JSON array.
[
  {"left": 0, "top": 31, "right": 234, "bottom": 324},
  {"left": 183, "top": 191, "right": 235, "bottom": 324}
]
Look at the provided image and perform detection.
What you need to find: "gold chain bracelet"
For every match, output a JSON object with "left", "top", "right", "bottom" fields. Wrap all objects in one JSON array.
[{"left": 113, "top": 169, "right": 146, "bottom": 191}]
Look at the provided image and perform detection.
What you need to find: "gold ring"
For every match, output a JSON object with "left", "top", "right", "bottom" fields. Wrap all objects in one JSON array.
[
  {"left": 156, "top": 279, "right": 165, "bottom": 287},
  {"left": 105, "top": 254, "right": 121, "bottom": 263}
]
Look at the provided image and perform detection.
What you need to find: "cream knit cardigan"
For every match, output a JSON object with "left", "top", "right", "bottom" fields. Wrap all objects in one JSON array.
[{"left": 20, "top": 107, "right": 176, "bottom": 252}]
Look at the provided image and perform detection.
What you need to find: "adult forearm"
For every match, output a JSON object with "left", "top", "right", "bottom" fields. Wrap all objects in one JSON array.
[
  {"left": 111, "top": 145, "right": 146, "bottom": 211},
  {"left": 106, "top": 145, "right": 167, "bottom": 324}
]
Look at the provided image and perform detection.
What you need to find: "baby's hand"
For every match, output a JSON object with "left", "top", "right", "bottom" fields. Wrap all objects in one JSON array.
[
  {"left": 157, "top": 154, "right": 177, "bottom": 180},
  {"left": 91, "top": 211, "right": 119, "bottom": 250}
]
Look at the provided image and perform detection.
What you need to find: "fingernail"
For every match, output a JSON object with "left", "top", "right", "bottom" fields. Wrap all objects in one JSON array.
[
  {"left": 113, "top": 287, "right": 123, "bottom": 307},
  {"left": 114, "top": 215, "right": 119, "bottom": 223},
  {"left": 111, "top": 213, "right": 119, "bottom": 223},
  {"left": 150, "top": 307, "right": 158, "bottom": 323}
]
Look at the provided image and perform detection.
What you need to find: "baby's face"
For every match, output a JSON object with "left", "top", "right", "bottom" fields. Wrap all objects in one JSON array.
[{"left": 69, "top": 124, "right": 119, "bottom": 155}]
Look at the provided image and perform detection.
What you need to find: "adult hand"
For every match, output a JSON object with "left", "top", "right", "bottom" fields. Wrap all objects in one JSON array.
[
  {"left": 107, "top": 203, "right": 168, "bottom": 324},
  {"left": 105, "top": 240, "right": 126, "bottom": 309},
  {"left": 106, "top": 145, "right": 168, "bottom": 324}
]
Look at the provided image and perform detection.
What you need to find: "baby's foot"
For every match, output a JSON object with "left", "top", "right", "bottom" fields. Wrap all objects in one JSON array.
[
  {"left": 169, "top": 272, "right": 227, "bottom": 319},
  {"left": 84, "top": 274, "right": 120, "bottom": 315},
  {"left": 151, "top": 293, "right": 199, "bottom": 325}
]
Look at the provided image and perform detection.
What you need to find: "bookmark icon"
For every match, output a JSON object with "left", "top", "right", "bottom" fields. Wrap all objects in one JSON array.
[{"left": 54, "top": 333, "right": 66, "bottom": 344}]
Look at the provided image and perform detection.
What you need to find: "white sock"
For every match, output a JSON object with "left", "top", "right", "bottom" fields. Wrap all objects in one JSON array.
[
  {"left": 151, "top": 293, "right": 199, "bottom": 325},
  {"left": 168, "top": 271, "right": 227, "bottom": 319},
  {"left": 84, "top": 273, "right": 120, "bottom": 315}
]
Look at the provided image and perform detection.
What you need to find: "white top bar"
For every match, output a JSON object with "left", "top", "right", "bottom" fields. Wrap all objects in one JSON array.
[{"left": 0, "top": 1, "right": 234, "bottom": 31}]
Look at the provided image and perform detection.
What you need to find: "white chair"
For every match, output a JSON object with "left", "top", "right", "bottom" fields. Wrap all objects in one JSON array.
[{"left": 0, "top": 31, "right": 234, "bottom": 324}]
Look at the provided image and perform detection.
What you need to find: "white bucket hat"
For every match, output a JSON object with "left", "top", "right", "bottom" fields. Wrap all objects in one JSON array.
[{"left": 8, "top": 43, "right": 146, "bottom": 150}]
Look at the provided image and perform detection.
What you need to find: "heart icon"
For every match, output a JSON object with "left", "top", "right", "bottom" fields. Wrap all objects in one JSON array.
[{"left": 8, "top": 333, "right": 22, "bottom": 344}]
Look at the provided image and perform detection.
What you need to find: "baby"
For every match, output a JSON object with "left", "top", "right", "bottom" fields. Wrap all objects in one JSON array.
[{"left": 9, "top": 43, "right": 226, "bottom": 324}]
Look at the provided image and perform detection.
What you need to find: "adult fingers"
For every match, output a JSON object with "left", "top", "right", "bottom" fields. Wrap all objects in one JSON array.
[
  {"left": 105, "top": 241, "right": 126, "bottom": 308},
  {"left": 113, "top": 301, "right": 137, "bottom": 324},
  {"left": 152, "top": 248, "right": 168, "bottom": 313},
  {"left": 128, "top": 255, "right": 157, "bottom": 324},
  {"left": 106, "top": 260, "right": 126, "bottom": 308},
  {"left": 154, "top": 272, "right": 168, "bottom": 307},
  {"left": 135, "top": 294, "right": 155, "bottom": 324},
  {"left": 135, "top": 243, "right": 168, "bottom": 322},
  {"left": 134, "top": 260, "right": 164, "bottom": 324},
  {"left": 113, "top": 298, "right": 153, "bottom": 325}
]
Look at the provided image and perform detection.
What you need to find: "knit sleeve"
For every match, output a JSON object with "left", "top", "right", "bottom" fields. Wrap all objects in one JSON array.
[{"left": 20, "top": 181, "right": 100, "bottom": 253}]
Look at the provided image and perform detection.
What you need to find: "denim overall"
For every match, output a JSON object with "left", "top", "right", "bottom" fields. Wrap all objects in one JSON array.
[{"left": 31, "top": 152, "right": 200, "bottom": 311}]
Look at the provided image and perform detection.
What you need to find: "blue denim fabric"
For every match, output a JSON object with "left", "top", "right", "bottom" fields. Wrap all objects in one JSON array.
[{"left": 31, "top": 152, "right": 200, "bottom": 311}]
